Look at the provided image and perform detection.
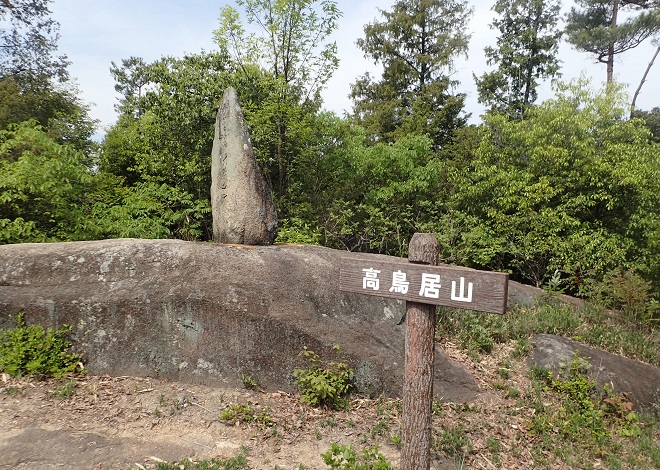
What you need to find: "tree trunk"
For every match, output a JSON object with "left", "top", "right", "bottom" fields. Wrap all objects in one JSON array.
[
  {"left": 607, "top": 0, "right": 620, "bottom": 83},
  {"left": 631, "top": 45, "right": 660, "bottom": 118}
]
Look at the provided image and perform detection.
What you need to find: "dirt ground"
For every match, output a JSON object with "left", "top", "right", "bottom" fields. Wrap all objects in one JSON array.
[{"left": 0, "top": 341, "right": 554, "bottom": 470}]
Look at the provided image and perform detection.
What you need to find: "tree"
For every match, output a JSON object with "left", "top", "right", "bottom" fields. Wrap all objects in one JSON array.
[
  {"left": 0, "top": 0, "right": 68, "bottom": 86},
  {"left": 350, "top": 0, "right": 472, "bottom": 148},
  {"left": 214, "top": 0, "right": 341, "bottom": 103},
  {"left": 475, "top": 0, "right": 563, "bottom": 119},
  {"left": 109, "top": 56, "right": 150, "bottom": 118},
  {"left": 213, "top": 0, "right": 342, "bottom": 204},
  {"left": 632, "top": 106, "right": 660, "bottom": 140},
  {"left": 439, "top": 80, "right": 660, "bottom": 292},
  {"left": 101, "top": 51, "right": 234, "bottom": 240},
  {"left": 631, "top": 41, "right": 660, "bottom": 116},
  {"left": 566, "top": 0, "right": 660, "bottom": 83},
  {"left": 1, "top": 0, "right": 96, "bottom": 154},
  {"left": 0, "top": 121, "right": 103, "bottom": 243}
]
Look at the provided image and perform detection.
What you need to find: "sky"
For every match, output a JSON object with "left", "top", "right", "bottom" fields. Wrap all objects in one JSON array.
[{"left": 49, "top": 0, "right": 660, "bottom": 135}]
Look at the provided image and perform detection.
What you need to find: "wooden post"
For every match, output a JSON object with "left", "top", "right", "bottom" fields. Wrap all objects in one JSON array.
[{"left": 401, "top": 233, "right": 439, "bottom": 470}]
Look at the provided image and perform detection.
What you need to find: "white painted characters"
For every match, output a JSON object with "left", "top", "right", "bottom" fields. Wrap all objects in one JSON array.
[
  {"left": 359, "top": 268, "right": 473, "bottom": 303},
  {"left": 418, "top": 273, "right": 441, "bottom": 299},
  {"left": 451, "top": 277, "right": 473, "bottom": 302},
  {"left": 362, "top": 268, "right": 381, "bottom": 290},
  {"left": 389, "top": 270, "right": 410, "bottom": 294}
]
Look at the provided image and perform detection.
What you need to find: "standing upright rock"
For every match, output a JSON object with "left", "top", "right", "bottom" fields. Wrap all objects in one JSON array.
[{"left": 211, "top": 87, "right": 278, "bottom": 245}]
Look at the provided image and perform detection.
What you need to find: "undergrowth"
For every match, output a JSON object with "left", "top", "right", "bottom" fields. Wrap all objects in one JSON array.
[
  {"left": 321, "top": 442, "right": 392, "bottom": 469},
  {"left": 524, "top": 357, "right": 659, "bottom": 468},
  {"left": 0, "top": 312, "right": 83, "bottom": 379},
  {"left": 293, "top": 345, "right": 353, "bottom": 410},
  {"left": 436, "top": 301, "right": 659, "bottom": 366}
]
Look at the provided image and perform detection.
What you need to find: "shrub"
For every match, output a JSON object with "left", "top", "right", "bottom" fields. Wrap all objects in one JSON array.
[
  {"left": 590, "top": 268, "right": 659, "bottom": 326},
  {"left": 0, "top": 313, "right": 83, "bottom": 379},
  {"left": 293, "top": 345, "right": 353, "bottom": 410}
]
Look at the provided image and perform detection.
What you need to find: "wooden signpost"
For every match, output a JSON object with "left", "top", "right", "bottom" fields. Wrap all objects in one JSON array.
[{"left": 339, "top": 233, "right": 509, "bottom": 470}]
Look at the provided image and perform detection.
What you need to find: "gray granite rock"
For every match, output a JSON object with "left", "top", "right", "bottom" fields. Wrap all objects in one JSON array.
[{"left": 211, "top": 87, "right": 277, "bottom": 245}]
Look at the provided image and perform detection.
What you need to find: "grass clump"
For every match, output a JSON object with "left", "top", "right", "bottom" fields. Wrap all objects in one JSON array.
[
  {"left": 436, "top": 301, "right": 659, "bottom": 366},
  {"left": 219, "top": 402, "right": 274, "bottom": 428},
  {"left": 0, "top": 312, "right": 83, "bottom": 379},
  {"left": 321, "top": 442, "right": 392, "bottom": 469},
  {"left": 293, "top": 345, "right": 353, "bottom": 410},
  {"left": 128, "top": 453, "right": 249, "bottom": 469}
]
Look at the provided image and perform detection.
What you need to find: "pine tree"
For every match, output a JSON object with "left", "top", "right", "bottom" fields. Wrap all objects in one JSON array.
[
  {"left": 566, "top": 0, "right": 660, "bottom": 83},
  {"left": 350, "top": 0, "right": 473, "bottom": 148}
]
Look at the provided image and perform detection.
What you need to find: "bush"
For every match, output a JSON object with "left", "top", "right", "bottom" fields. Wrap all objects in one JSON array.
[
  {"left": 0, "top": 312, "right": 83, "bottom": 379},
  {"left": 293, "top": 345, "right": 353, "bottom": 410},
  {"left": 589, "top": 268, "right": 659, "bottom": 326}
]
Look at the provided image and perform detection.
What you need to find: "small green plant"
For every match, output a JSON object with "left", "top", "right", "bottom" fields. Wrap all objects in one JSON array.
[
  {"left": 148, "top": 454, "right": 249, "bottom": 469},
  {"left": 53, "top": 377, "right": 77, "bottom": 399},
  {"left": 389, "top": 434, "right": 402, "bottom": 448},
  {"left": 0, "top": 313, "right": 83, "bottom": 379},
  {"left": 434, "top": 424, "right": 472, "bottom": 459},
  {"left": 512, "top": 338, "right": 531, "bottom": 358},
  {"left": 293, "top": 345, "right": 353, "bottom": 410},
  {"left": 219, "top": 402, "right": 273, "bottom": 427},
  {"left": 321, "top": 442, "right": 392, "bottom": 469},
  {"left": 240, "top": 374, "right": 260, "bottom": 390},
  {"left": 370, "top": 417, "right": 389, "bottom": 438},
  {"left": 486, "top": 436, "right": 502, "bottom": 465},
  {"left": 3, "top": 385, "right": 26, "bottom": 396},
  {"left": 591, "top": 268, "right": 658, "bottom": 325}
]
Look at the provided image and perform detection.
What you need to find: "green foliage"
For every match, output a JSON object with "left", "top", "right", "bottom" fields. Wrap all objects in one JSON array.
[
  {"left": 214, "top": 0, "right": 341, "bottom": 103},
  {"left": 321, "top": 442, "right": 392, "bottom": 470},
  {"left": 89, "top": 181, "right": 209, "bottom": 241},
  {"left": 293, "top": 345, "right": 353, "bottom": 410},
  {"left": 437, "top": 301, "right": 660, "bottom": 366},
  {"left": 275, "top": 217, "right": 322, "bottom": 245},
  {"left": 589, "top": 267, "right": 659, "bottom": 326},
  {"left": 240, "top": 374, "right": 260, "bottom": 390},
  {"left": 475, "top": 0, "right": 563, "bottom": 118},
  {"left": 350, "top": 0, "right": 472, "bottom": 148},
  {"left": 531, "top": 355, "right": 644, "bottom": 450},
  {"left": 0, "top": 0, "right": 69, "bottom": 86},
  {"left": 434, "top": 424, "right": 473, "bottom": 459},
  {"left": 219, "top": 403, "right": 274, "bottom": 427},
  {"left": 320, "top": 133, "right": 443, "bottom": 255},
  {"left": 102, "top": 52, "right": 232, "bottom": 240},
  {"left": 439, "top": 81, "right": 660, "bottom": 293},
  {"left": 214, "top": 0, "right": 341, "bottom": 210},
  {"left": 147, "top": 454, "right": 248, "bottom": 470},
  {"left": 633, "top": 107, "right": 660, "bottom": 142},
  {"left": 0, "top": 121, "right": 109, "bottom": 243},
  {"left": 0, "top": 313, "right": 83, "bottom": 379}
]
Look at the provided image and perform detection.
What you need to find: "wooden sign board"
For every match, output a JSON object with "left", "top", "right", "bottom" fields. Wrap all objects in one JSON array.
[{"left": 339, "top": 258, "right": 508, "bottom": 314}]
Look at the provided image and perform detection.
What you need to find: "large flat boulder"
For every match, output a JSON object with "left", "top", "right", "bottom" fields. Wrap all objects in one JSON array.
[{"left": 1, "top": 239, "right": 485, "bottom": 402}]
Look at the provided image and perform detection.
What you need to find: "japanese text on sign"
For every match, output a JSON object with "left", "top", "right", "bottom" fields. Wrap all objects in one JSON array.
[
  {"left": 339, "top": 259, "right": 509, "bottom": 314},
  {"left": 363, "top": 268, "right": 473, "bottom": 303}
]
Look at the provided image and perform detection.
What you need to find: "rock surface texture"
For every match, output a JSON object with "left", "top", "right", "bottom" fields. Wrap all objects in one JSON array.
[
  {"left": 211, "top": 87, "right": 278, "bottom": 245},
  {"left": 0, "top": 239, "right": 481, "bottom": 401},
  {"left": 529, "top": 334, "right": 660, "bottom": 412},
  {"left": 3, "top": 239, "right": 638, "bottom": 405}
]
